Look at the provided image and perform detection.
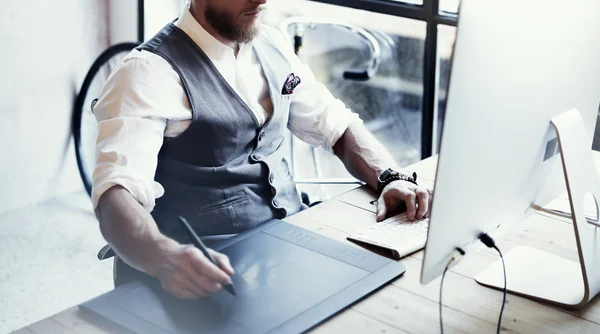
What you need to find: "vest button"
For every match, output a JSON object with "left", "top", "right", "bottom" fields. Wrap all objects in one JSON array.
[
  {"left": 258, "top": 132, "right": 265, "bottom": 142},
  {"left": 269, "top": 173, "right": 275, "bottom": 184},
  {"left": 279, "top": 208, "right": 288, "bottom": 218},
  {"left": 251, "top": 154, "right": 262, "bottom": 161},
  {"left": 272, "top": 199, "right": 280, "bottom": 207}
]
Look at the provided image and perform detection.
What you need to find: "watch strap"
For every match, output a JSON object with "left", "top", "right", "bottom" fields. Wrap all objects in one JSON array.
[{"left": 377, "top": 169, "right": 418, "bottom": 193}]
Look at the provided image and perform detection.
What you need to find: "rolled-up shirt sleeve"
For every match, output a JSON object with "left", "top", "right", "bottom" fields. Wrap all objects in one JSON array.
[
  {"left": 264, "top": 26, "right": 362, "bottom": 153},
  {"left": 91, "top": 55, "right": 169, "bottom": 212}
]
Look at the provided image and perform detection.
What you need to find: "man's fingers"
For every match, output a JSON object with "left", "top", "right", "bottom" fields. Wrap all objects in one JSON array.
[
  {"left": 415, "top": 188, "right": 429, "bottom": 219},
  {"left": 403, "top": 191, "right": 417, "bottom": 221},
  {"left": 376, "top": 195, "right": 387, "bottom": 222},
  {"left": 162, "top": 281, "right": 202, "bottom": 300},
  {"left": 210, "top": 250, "right": 235, "bottom": 276},
  {"left": 426, "top": 189, "right": 433, "bottom": 218},
  {"left": 164, "top": 265, "right": 211, "bottom": 298},
  {"left": 187, "top": 248, "right": 233, "bottom": 285},
  {"left": 173, "top": 248, "right": 229, "bottom": 296},
  {"left": 378, "top": 187, "right": 418, "bottom": 221},
  {"left": 194, "top": 276, "right": 222, "bottom": 294},
  {"left": 375, "top": 182, "right": 434, "bottom": 222},
  {"left": 179, "top": 265, "right": 220, "bottom": 296}
]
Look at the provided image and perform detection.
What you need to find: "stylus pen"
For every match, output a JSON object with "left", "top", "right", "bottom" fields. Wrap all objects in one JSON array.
[{"left": 177, "top": 216, "right": 237, "bottom": 297}]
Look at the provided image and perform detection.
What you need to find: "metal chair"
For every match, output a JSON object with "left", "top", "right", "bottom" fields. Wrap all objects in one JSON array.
[{"left": 279, "top": 17, "right": 383, "bottom": 203}]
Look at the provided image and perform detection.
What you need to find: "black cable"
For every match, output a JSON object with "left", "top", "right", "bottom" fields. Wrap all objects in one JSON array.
[
  {"left": 492, "top": 245, "right": 507, "bottom": 333},
  {"left": 439, "top": 262, "right": 449, "bottom": 334},
  {"left": 479, "top": 233, "right": 507, "bottom": 334},
  {"left": 439, "top": 247, "right": 464, "bottom": 334}
]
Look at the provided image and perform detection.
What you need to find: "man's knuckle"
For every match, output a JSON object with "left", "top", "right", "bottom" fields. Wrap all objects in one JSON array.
[
  {"left": 396, "top": 187, "right": 409, "bottom": 196},
  {"left": 180, "top": 247, "right": 195, "bottom": 262},
  {"left": 184, "top": 246, "right": 199, "bottom": 257},
  {"left": 176, "top": 255, "right": 190, "bottom": 271}
]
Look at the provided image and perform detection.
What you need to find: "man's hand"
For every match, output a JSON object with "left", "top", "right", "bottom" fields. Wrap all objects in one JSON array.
[
  {"left": 333, "top": 123, "right": 433, "bottom": 221},
  {"left": 96, "top": 186, "right": 235, "bottom": 300},
  {"left": 153, "top": 243, "right": 235, "bottom": 299},
  {"left": 375, "top": 180, "right": 433, "bottom": 222}
]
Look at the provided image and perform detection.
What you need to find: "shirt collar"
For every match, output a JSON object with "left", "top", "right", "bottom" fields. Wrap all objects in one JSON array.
[{"left": 174, "top": 6, "right": 254, "bottom": 60}]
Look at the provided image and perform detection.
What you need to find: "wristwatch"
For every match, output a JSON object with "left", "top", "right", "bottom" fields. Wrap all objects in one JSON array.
[{"left": 377, "top": 168, "right": 418, "bottom": 193}]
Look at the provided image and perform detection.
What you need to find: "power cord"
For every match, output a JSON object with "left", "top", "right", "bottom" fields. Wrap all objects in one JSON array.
[
  {"left": 479, "top": 233, "right": 507, "bottom": 334},
  {"left": 439, "top": 247, "right": 465, "bottom": 334}
]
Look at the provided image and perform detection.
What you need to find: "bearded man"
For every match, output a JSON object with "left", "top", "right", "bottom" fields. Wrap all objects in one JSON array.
[{"left": 93, "top": 0, "right": 432, "bottom": 299}]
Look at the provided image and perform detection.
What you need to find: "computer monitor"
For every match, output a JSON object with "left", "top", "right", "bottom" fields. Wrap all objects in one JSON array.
[{"left": 420, "top": 0, "right": 600, "bottom": 307}]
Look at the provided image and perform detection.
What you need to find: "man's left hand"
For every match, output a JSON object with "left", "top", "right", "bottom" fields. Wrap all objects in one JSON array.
[{"left": 375, "top": 181, "right": 433, "bottom": 222}]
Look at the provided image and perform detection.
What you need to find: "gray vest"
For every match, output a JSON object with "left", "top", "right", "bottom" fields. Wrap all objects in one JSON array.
[{"left": 137, "top": 23, "right": 302, "bottom": 241}]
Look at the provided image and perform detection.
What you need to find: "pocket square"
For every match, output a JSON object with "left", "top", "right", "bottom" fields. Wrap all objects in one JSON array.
[{"left": 281, "top": 73, "right": 301, "bottom": 95}]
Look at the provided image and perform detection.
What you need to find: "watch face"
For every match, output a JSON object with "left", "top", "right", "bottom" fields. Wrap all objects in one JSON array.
[
  {"left": 384, "top": 169, "right": 399, "bottom": 179},
  {"left": 380, "top": 169, "right": 396, "bottom": 181}
]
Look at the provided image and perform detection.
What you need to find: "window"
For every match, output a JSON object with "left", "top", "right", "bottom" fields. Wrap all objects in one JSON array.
[
  {"left": 270, "top": 1, "right": 425, "bottom": 166},
  {"left": 439, "top": 0, "right": 460, "bottom": 14},
  {"left": 434, "top": 24, "right": 457, "bottom": 153},
  {"left": 264, "top": 1, "right": 431, "bottom": 199},
  {"left": 271, "top": 0, "right": 460, "bottom": 162},
  {"left": 144, "top": 0, "right": 183, "bottom": 38}
]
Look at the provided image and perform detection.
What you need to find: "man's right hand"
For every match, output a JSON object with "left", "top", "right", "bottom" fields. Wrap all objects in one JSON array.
[
  {"left": 153, "top": 243, "right": 235, "bottom": 299},
  {"left": 96, "top": 186, "right": 235, "bottom": 300}
]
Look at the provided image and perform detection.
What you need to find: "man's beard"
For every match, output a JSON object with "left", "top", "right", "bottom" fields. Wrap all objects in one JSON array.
[{"left": 205, "top": 4, "right": 260, "bottom": 43}]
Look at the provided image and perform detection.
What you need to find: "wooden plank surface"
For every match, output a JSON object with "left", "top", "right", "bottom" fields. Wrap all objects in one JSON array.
[
  {"left": 293, "top": 196, "right": 600, "bottom": 333},
  {"left": 309, "top": 308, "right": 409, "bottom": 334},
  {"left": 52, "top": 307, "right": 135, "bottom": 334},
  {"left": 17, "top": 155, "right": 600, "bottom": 333},
  {"left": 10, "top": 327, "right": 36, "bottom": 334}
]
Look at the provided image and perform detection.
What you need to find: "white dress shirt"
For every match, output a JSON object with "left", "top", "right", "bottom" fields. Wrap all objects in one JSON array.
[{"left": 92, "top": 7, "right": 361, "bottom": 212}]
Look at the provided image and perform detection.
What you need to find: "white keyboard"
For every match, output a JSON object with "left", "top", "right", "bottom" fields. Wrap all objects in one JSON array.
[{"left": 347, "top": 213, "right": 429, "bottom": 260}]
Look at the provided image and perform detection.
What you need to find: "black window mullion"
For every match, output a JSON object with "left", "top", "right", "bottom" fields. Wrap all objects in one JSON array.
[
  {"left": 421, "top": 0, "right": 438, "bottom": 159},
  {"left": 310, "top": 0, "right": 427, "bottom": 21}
]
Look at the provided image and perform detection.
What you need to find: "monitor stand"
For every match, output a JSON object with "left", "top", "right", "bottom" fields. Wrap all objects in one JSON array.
[{"left": 475, "top": 108, "right": 600, "bottom": 309}]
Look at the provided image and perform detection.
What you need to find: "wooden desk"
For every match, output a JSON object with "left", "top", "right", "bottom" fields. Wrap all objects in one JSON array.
[{"left": 14, "top": 156, "right": 600, "bottom": 333}]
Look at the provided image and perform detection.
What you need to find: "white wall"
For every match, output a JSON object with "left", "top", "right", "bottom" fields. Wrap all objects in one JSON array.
[
  {"left": 0, "top": 0, "right": 108, "bottom": 215},
  {"left": 108, "top": 0, "right": 184, "bottom": 45},
  {"left": 108, "top": 0, "right": 137, "bottom": 44}
]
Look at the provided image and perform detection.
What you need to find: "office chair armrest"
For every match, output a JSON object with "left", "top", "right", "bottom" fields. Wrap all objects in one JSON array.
[
  {"left": 294, "top": 178, "right": 364, "bottom": 185},
  {"left": 296, "top": 178, "right": 364, "bottom": 207},
  {"left": 98, "top": 244, "right": 116, "bottom": 260}
]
